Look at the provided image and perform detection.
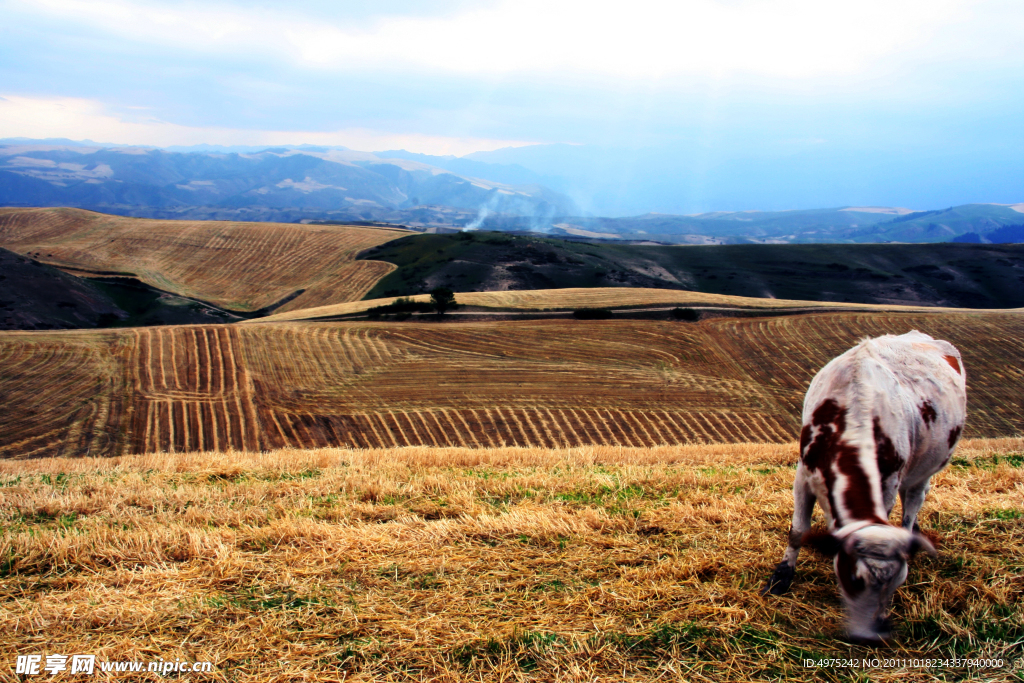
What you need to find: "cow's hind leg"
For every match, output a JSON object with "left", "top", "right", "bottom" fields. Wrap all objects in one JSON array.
[{"left": 762, "top": 468, "right": 816, "bottom": 596}]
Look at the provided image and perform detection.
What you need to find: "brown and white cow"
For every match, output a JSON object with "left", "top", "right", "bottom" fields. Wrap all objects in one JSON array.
[{"left": 762, "top": 330, "right": 966, "bottom": 644}]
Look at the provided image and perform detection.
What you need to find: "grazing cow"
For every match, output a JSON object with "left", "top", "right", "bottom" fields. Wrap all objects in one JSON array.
[{"left": 762, "top": 330, "right": 966, "bottom": 644}]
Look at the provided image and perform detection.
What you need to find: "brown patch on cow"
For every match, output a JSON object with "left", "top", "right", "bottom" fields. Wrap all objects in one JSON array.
[
  {"left": 948, "top": 425, "right": 962, "bottom": 449},
  {"left": 802, "top": 399, "right": 884, "bottom": 525},
  {"left": 799, "top": 424, "right": 812, "bottom": 457},
  {"left": 919, "top": 401, "right": 937, "bottom": 425},
  {"left": 802, "top": 399, "right": 846, "bottom": 470},
  {"left": 873, "top": 417, "right": 903, "bottom": 479},
  {"left": 838, "top": 446, "right": 885, "bottom": 523},
  {"left": 836, "top": 550, "right": 866, "bottom": 597},
  {"left": 813, "top": 398, "right": 844, "bottom": 427},
  {"left": 943, "top": 355, "right": 961, "bottom": 375}
]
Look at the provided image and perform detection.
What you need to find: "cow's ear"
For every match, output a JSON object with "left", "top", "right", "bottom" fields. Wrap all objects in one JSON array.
[
  {"left": 803, "top": 531, "right": 841, "bottom": 557},
  {"left": 909, "top": 532, "right": 937, "bottom": 558}
]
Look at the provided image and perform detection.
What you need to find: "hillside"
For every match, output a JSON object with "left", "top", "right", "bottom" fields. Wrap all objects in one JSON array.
[
  {"left": 0, "top": 247, "right": 245, "bottom": 330},
  {"left": 2, "top": 310, "right": 1020, "bottom": 459},
  {"left": 0, "top": 207, "right": 406, "bottom": 313},
  {"left": 0, "top": 247, "right": 125, "bottom": 329},
  {"left": 358, "top": 232, "right": 1024, "bottom": 309}
]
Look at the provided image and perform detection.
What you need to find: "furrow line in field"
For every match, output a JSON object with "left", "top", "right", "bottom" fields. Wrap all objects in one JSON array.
[
  {"left": 388, "top": 412, "right": 413, "bottom": 447},
  {"left": 533, "top": 408, "right": 562, "bottom": 448},
  {"left": 492, "top": 408, "right": 525, "bottom": 447},
  {"left": 657, "top": 410, "right": 688, "bottom": 443},
  {"left": 450, "top": 409, "right": 482, "bottom": 448}
]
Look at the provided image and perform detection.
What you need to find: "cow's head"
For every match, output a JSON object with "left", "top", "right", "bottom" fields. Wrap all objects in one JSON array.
[{"left": 807, "top": 524, "right": 936, "bottom": 644}]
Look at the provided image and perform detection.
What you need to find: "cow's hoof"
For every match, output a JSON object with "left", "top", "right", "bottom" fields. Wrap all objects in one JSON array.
[
  {"left": 845, "top": 633, "right": 892, "bottom": 648},
  {"left": 874, "top": 616, "right": 894, "bottom": 638},
  {"left": 761, "top": 563, "right": 795, "bottom": 596}
]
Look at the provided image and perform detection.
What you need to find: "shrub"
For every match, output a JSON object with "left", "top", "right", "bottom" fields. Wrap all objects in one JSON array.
[
  {"left": 367, "top": 297, "right": 434, "bottom": 319},
  {"left": 670, "top": 307, "right": 700, "bottom": 321},
  {"left": 572, "top": 308, "right": 613, "bottom": 320}
]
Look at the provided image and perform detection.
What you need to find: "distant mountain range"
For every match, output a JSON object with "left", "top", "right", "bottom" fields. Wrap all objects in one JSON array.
[
  {"left": 541, "top": 204, "right": 1024, "bottom": 244},
  {"left": 1, "top": 139, "right": 1021, "bottom": 244},
  {"left": 0, "top": 139, "right": 576, "bottom": 227}
]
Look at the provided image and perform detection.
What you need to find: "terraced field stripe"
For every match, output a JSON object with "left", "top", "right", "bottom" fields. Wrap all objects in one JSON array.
[
  {"left": 620, "top": 410, "right": 652, "bottom": 447},
  {"left": 364, "top": 413, "right": 397, "bottom": 448},
  {"left": 408, "top": 411, "right": 436, "bottom": 446},
  {"left": 405, "top": 411, "right": 431, "bottom": 446},
  {"left": 675, "top": 412, "right": 711, "bottom": 443},
  {"left": 546, "top": 409, "right": 582, "bottom": 447},
  {"left": 468, "top": 409, "right": 496, "bottom": 448},
  {"left": 636, "top": 411, "right": 671, "bottom": 446},
  {"left": 757, "top": 413, "right": 789, "bottom": 444},
  {"left": 588, "top": 408, "right": 618, "bottom": 445},
  {"left": 567, "top": 408, "right": 603, "bottom": 445},
  {"left": 747, "top": 411, "right": 778, "bottom": 444},
  {"left": 515, "top": 409, "right": 550, "bottom": 448},
  {"left": 349, "top": 413, "right": 377, "bottom": 448},
  {"left": 625, "top": 410, "right": 659, "bottom": 447},
  {"left": 659, "top": 411, "right": 690, "bottom": 444},
  {"left": 532, "top": 408, "right": 562, "bottom": 448},
  {"left": 595, "top": 409, "right": 630, "bottom": 447},
  {"left": 357, "top": 328, "right": 387, "bottom": 366},
  {"left": 144, "top": 401, "right": 156, "bottom": 454},
  {"left": 364, "top": 328, "right": 395, "bottom": 364},
  {"left": 387, "top": 412, "right": 413, "bottom": 447},
  {"left": 278, "top": 412, "right": 301, "bottom": 448},
  {"left": 262, "top": 408, "right": 288, "bottom": 450},
  {"left": 450, "top": 410, "right": 483, "bottom": 448},
  {"left": 169, "top": 401, "right": 182, "bottom": 452},
  {"left": 296, "top": 412, "right": 320, "bottom": 447},
  {"left": 133, "top": 328, "right": 150, "bottom": 392},
  {"left": 427, "top": 411, "right": 457, "bottom": 447},
  {"left": 156, "top": 327, "right": 168, "bottom": 391},
  {"left": 486, "top": 409, "right": 513, "bottom": 447},
  {"left": 703, "top": 412, "right": 733, "bottom": 443},
  {"left": 162, "top": 400, "right": 174, "bottom": 453},
  {"left": 216, "top": 328, "right": 231, "bottom": 394},
  {"left": 494, "top": 408, "right": 528, "bottom": 447}
]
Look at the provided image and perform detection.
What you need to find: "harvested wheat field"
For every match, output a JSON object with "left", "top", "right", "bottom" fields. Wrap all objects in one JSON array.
[
  {"left": 0, "top": 439, "right": 1021, "bottom": 681},
  {"left": 257, "top": 287, "right": 940, "bottom": 323},
  {"left": 0, "top": 207, "right": 406, "bottom": 312},
  {"left": 1, "top": 312, "right": 1021, "bottom": 460}
]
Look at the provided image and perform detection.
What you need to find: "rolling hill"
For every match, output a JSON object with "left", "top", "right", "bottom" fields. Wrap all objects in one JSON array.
[
  {"left": 0, "top": 207, "right": 407, "bottom": 313},
  {"left": 2, "top": 309, "right": 1020, "bottom": 459},
  {"left": 0, "top": 246, "right": 243, "bottom": 330},
  {"left": 356, "top": 231, "right": 1024, "bottom": 309}
]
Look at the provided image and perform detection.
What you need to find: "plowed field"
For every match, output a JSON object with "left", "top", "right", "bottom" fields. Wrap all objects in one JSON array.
[
  {"left": 1, "top": 311, "right": 1021, "bottom": 459},
  {"left": 0, "top": 207, "right": 405, "bottom": 312}
]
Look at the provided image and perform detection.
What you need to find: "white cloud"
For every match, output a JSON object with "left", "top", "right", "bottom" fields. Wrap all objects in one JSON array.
[
  {"left": 0, "top": 94, "right": 537, "bottom": 155},
  {"left": 14, "top": 0, "right": 1002, "bottom": 80}
]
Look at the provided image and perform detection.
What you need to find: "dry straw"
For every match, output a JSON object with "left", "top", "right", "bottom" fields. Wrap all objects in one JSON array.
[{"left": 1, "top": 439, "right": 1021, "bottom": 681}]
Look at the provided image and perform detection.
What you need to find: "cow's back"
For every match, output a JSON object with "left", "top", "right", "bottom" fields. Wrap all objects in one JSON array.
[{"left": 802, "top": 330, "right": 966, "bottom": 488}]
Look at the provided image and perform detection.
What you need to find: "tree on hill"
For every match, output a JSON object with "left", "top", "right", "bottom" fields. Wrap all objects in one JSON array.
[{"left": 430, "top": 287, "right": 458, "bottom": 317}]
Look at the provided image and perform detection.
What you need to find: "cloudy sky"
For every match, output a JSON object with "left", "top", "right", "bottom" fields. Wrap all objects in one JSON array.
[{"left": 2, "top": 0, "right": 1023, "bottom": 212}]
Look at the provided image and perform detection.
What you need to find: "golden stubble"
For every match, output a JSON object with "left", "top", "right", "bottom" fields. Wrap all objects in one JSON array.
[{"left": 1, "top": 439, "right": 1021, "bottom": 682}]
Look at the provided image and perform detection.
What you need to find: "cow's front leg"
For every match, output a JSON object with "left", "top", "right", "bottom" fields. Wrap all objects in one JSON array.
[
  {"left": 899, "top": 480, "right": 931, "bottom": 532},
  {"left": 762, "top": 466, "right": 816, "bottom": 595}
]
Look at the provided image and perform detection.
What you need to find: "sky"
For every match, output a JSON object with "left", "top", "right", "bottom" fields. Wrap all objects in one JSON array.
[{"left": 2, "top": 0, "right": 1024, "bottom": 213}]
